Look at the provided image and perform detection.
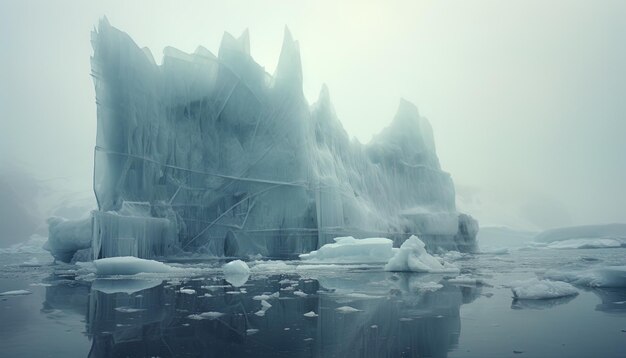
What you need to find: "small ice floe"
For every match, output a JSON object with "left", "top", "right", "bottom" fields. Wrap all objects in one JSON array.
[
  {"left": 448, "top": 275, "right": 488, "bottom": 286},
  {"left": 384, "top": 235, "right": 459, "bottom": 273},
  {"left": 114, "top": 306, "right": 146, "bottom": 313},
  {"left": 335, "top": 306, "right": 362, "bottom": 313},
  {"left": 223, "top": 260, "right": 250, "bottom": 287},
  {"left": 187, "top": 312, "right": 224, "bottom": 320},
  {"left": 0, "top": 290, "right": 32, "bottom": 296},
  {"left": 93, "top": 256, "right": 180, "bottom": 275},
  {"left": 370, "top": 325, "right": 378, "bottom": 329},
  {"left": 511, "top": 278, "right": 578, "bottom": 300},
  {"left": 284, "top": 328, "right": 290, "bottom": 331},
  {"left": 254, "top": 310, "right": 266, "bottom": 317},
  {"left": 201, "top": 293, "right": 213, "bottom": 298},
  {"left": 304, "top": 338, "right": 314, "bottom": 342},
  {"left": 255, "top": 300, "right": 273, "bottom": 317},
  {"left": 246, "top": 328, "right": 259, "bottom": 335},
  {"left": 399, "top": 318, "right": 413, "bottom": 322},
  {"left": 261, "top": 300, "right": 272, "bottom": 309},
  {"left": 293, "top": 290, "right": 308, "bottom": 297},
  {"left": 252, "top": 292, "right": 279, "bottom": 301},
  {"left": 303, "top": 311, "right": 318, "bottom": 318},
  {"left": 179, "top": 288, "right": 196, "bottom": 295},
  {"left": 479, "top": 247, "right": 509, "bottom": 255},
  {"left": 299, "top": 236, "right": 395, "bottom": 264}
]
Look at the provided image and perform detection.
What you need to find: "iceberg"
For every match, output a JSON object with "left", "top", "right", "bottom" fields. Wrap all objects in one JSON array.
[{"left": 48, "top": 19, "right": 478, "bottom": 261}]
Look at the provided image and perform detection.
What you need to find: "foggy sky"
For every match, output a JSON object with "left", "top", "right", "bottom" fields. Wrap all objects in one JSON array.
[{"left": 1, "top": 0, "right": 625, "bottom": 230}]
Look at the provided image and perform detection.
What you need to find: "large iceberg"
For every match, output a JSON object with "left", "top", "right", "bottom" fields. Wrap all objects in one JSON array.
[{"left": 47, "top": 19, "right": 478, "bottom": 261}]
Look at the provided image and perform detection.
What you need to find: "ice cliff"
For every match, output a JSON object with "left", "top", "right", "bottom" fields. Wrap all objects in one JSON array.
[{"left": 47, "top": 19, "right": 478, "bottom": 261}]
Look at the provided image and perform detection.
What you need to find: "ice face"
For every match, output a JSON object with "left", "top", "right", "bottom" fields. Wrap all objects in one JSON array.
[{"left": 60, "top": 18, "right": 479, "bottom": 260}]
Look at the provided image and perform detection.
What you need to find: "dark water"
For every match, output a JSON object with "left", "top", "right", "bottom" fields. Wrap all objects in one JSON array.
[{"left": 0, "top": 246, "right": 625, "bottom": 357}]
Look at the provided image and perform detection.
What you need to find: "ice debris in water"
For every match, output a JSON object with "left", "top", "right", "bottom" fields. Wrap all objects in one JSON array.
[
  {"left": 511, "top": 278, "right": 578, "bottom": 300},
  {"left": 299, "top": 236, "right": 395, "bottom": 263},
  {"left": 187, "top": 312, "right": 224, "bottom": 320},
  {"left": 0, "top": 290, "right": 32, "bottom": 296},
  {"left": 303, "top": 311, "right": 318, "bottom": 317},
  {"left": 93, "top": 256, "right": 180, "bottom": 275},
  {"left": 384, "top": 235, "right": 459, "bottom": 273},
  {"left": 544, "top": 266, "right": 626, "bottom": 288},
  {"left": 179, "top": 288, "right": 196, "bottom": 295},
  {"left": 44, "top": 19, "right": 478, "bottom": 263}
]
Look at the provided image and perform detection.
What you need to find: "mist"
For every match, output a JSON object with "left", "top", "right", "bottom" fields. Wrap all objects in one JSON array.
[{"left": 2, "top": 0, "right": 625, "bottom": 235}]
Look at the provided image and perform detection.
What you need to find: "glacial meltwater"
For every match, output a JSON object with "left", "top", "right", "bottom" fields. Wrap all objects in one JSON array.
[{"left": 0, "top": 238, "right": 624, "bottom": 358}]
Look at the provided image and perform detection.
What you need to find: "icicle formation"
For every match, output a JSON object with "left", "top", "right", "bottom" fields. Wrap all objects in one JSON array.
[{"left": 83, "top": 18, "right": 477, "bottom": 260}]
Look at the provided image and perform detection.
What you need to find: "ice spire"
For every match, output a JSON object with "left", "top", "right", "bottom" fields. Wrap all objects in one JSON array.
[{"left": 273, "top": 26, "right": 303, "bottom": 93}]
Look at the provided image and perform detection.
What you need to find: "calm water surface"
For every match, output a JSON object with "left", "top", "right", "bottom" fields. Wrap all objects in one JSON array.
[{"left": 0, "top": 245, "right": 624, "bottom": 357}]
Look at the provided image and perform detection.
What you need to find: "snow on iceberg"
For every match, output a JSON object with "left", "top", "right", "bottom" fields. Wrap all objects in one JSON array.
[
  {"left": 544, "top": 266, "right": 626, "bottom": 288},
  {"left": 47, "top": 18, "right": 478, "bottom": 262},
  {"left": 510, "top": 278, "right": 578, "bottom": 300},
  {"left": 93, "top": 256, "right": 180, "bottom": 275},
  {"left": 299, "top": 236, "right": 395, "bottom": 263},
  {"left": 384, "top": 235, "right": 459, "bottom": 273}
]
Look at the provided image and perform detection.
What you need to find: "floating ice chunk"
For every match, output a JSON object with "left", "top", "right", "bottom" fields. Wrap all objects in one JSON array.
[
  {"left": 544, "top": 266, "right": 626, "bottom": 288},
  {"left": 303, "top": 311, "right": 318, "bottom": 317},
  {"left": 293, "top": 290, "right": 307, "bottom": 297},
  {"left": 479, "top": 247, "right": 509, "bottom": 255},
  {"left": 223, "top": 260, "right": 250, "bottom": 287},
  {"left": 252, "top": 292, "right": 279, "bottom": 300},
  {"left": 384, "top": 235, "right": 459, "bottom": 273},
  {"left": 546, "top": 238, "right": 625, "bottom": 249},
  {"left": 179, "top": 288, "right": 196, "bottom": 295},
  {"left": 448, "top": 275, "right": 488, "bottom": 286},
  {"left": 187, "top": 312, "right": 224, "bottom": 320},
  {"left": 254, "top": 310, "right": 266, "bottom": 317},
  {"left": 93, "top": 256, "right": 180, "bottom": 275},
  {"left": 415, "top": 281, "right": 444, "bottom": 292},
  {"left": 335, "top": 306, "right": 362, "bottom": 313},
  {"left": 511, "top": 278, "right": 578, "bottom": 300},
  {"left": 261, "top": 300, "right": 272, "bottom": 309},
  {"left": 299, "top": 237, "right": 395, "bottom": 263},
  {"left": 0, "top": 290, "right": 32, "bottom": 296},
  {"left": 246, "top": 329, "right": 259, "bottom": 335}
]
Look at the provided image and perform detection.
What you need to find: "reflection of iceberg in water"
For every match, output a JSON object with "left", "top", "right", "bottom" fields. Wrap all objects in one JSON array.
[
  {"left": 591, "top": 288, "right": 626, "bottom": 313},
  {"left": 42, "top": 271, "right": 480, "bottom": 357}
]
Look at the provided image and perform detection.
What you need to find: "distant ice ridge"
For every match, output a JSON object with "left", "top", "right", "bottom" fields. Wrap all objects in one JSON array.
[
  {"left": 534, "top": 223, "right": 626, "bottom": 243},
  {"left": 46, "top": 18, "right": 478, "bottom": 261}
]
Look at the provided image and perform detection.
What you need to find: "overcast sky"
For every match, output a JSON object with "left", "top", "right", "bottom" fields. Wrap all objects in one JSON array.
[{"left": 1, "top": 0, "right": 625, "bottom": 230}]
